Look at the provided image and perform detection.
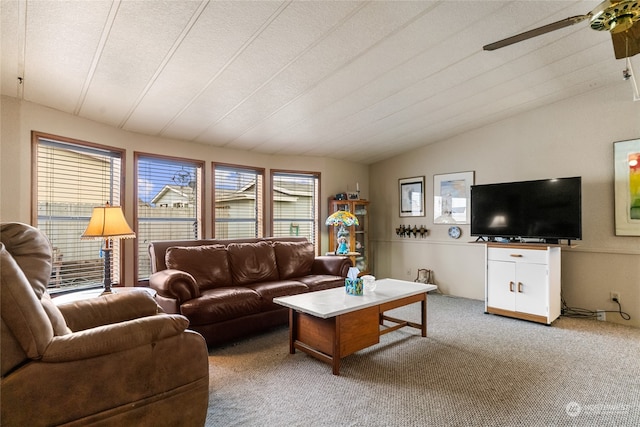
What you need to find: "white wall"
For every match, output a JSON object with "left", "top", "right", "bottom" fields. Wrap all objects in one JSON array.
[
  {"left": 1, "top": 97, "right": 369, "bottom": 284},
  {"left": 370, "top": 81, "right": 640, "bottom": 328}
]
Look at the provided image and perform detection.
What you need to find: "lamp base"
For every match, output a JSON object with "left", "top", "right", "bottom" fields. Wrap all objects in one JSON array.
[{"left": 102, "top": 246, "right": 113, "bottom": 295}]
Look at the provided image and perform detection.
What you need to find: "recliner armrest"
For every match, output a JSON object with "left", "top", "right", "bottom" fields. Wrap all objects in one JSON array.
[
  {"left": 311, "top": 256, "right": 351, "bottom": 277},
  {"left": 42, "top": 314, "right": 189, "bottom": 362},
  {"left": 149, "top": 269, "right": 200, "bottom": 304},
  {"left": 57, "top": 290, "right": 160, "bottom": 331}
]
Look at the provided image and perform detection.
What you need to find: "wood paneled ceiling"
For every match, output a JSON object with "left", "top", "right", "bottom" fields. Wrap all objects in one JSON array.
[{"left": 2, "top": 0, "right": 638, "bottom": 164}]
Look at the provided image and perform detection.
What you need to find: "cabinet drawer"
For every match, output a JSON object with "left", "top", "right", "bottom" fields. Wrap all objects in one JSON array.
[{"left": 487, "top": 247, "right": 548, "bottom": 264}]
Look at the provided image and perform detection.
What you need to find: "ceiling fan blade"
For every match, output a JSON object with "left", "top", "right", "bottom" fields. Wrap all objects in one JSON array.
[
  {"left": 611, "top": 20, "right": 640, "bottom": 59},
  {"left": 483, "top": 15, "right": 590, "bottom": 51}
]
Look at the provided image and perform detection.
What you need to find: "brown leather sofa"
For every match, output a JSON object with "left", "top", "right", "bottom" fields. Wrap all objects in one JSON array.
[
  {"left": 1, "top": 222, "right": 209, "bottom": 427},
  {"left": 148, "top": 237, "right": 351, "bottom": 346}
]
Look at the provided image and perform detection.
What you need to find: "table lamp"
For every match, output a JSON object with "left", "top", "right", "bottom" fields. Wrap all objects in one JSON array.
[
  {"left": 325, "top": 210, "right": 359, "bottom": 255},
  {"left": 81, "top": 202, "right": 136, "bottom": 294}
]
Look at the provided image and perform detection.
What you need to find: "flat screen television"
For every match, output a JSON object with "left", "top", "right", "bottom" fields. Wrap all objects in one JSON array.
[{"left": 470, "top": 177, "right": 582, "bottom": 243}]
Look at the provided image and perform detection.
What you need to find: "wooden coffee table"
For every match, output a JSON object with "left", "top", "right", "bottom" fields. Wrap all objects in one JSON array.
[{"left": 273, "top": 279, "right": 437, "bottom": 375}]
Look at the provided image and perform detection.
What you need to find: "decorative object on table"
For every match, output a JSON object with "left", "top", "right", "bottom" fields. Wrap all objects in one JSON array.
[
  {"left": 326, "top": 210, "right": 359, "bottom": 254},
  {"left": 347, "top": 182, "right": 361, "bottom": 200},
  {"left": 399, "top": 176, "right": 425, "bottom": 217},
  {"left": 433, "top": 171, "right": 474, "bottom": 224},
  {"left": 448, "top": 225, "right": 462, "bottom": 239},
  {"left": 345, "top": 267, "right": 362, "bottom": 295},
  {"left": 415, "top": 269, "right": 433, "bottom": 284},
  {"left": 337, "top": 236, "right": 349, "bottom": 254},
  {"left": 335, "top": 192, "right": 347, "bottom": 200},
  {"left": 614, "top": 138, "right": 640, "bottom": 235},
  {"left": 81, "top": 202, "right": 135, "bottom": 294},
  {"left": 362, "top": 275, "right": 376, "bottom": 293}
]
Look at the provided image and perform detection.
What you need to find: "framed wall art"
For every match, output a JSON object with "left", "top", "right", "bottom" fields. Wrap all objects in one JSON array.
[
  {"left": 614, "top": 139, "right": 640, "bottom": 236},
  {"left": 433, "top": 171, "right": 474, "bottom": 224},
  {"left": 399, "top": 176, "right": 425, "bottom": 217}
]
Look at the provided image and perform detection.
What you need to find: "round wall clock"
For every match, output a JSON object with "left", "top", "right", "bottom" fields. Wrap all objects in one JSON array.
[{"left": 448, "top": 226, "right": 461, "bottom": 239}]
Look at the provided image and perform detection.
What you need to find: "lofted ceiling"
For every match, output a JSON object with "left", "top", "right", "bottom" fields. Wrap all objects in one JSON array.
[{"left": 2, "top": 0, "right": 639, "bottom": 164}]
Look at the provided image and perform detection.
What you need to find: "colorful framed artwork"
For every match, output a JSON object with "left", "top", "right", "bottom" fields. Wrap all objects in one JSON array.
[
  {"left": 433, "top": 171, "right": 474, "bottom": 224},
  {"left": 614, "top": 139, "right": 640, "bottom": 236},
  {"left": 399, "top": 176, "right": 425, "bottom": 217}
]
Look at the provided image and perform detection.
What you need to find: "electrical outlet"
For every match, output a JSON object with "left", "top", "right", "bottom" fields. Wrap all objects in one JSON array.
[
  {"left": 610, "top": 291, "right": 620, "bottom": 302},
  {"left": 596, "top": 310, "right": 606, "bottom": 321}
]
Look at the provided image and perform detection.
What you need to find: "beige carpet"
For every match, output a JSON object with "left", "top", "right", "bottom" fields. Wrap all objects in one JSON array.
[{"left": 205, "top": 294, "right": 640, "bottom": 426}]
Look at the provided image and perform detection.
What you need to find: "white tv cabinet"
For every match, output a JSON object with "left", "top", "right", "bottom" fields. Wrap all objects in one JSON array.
[{"left": 484, "top": 243, "right": 561, "bottom": 325}]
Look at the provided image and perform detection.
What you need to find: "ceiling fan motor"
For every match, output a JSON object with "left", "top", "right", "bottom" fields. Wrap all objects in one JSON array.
[{"left": 590, "top": 0, "right": 640, "bottom": 34}]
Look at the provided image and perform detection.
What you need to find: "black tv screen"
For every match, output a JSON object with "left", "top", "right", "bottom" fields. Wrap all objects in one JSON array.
[{"left": 471, "top": 177, "right": 582, "bottom": 242}]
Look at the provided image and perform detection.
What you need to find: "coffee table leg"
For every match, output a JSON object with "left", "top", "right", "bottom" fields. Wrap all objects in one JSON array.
[
  {"left": 289, "top": 309, "right": 296, "bottom": 354},
  {"left": 421, "top": 295, "right": 427, "bottom": 337},
  {"left": 333, "top": 316, "right": 341, "bottom": 375}
]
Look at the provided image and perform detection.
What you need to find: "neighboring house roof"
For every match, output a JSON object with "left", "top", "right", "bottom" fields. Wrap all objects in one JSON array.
[
  {"left": 150, "top": 185, "right": 194, "bottom": 205},
  {"left": 273, "top": 185, "right": 312, "bottom": 197},
  {"left": 149, "top": 183, "right": 310, "bottom": 205}
]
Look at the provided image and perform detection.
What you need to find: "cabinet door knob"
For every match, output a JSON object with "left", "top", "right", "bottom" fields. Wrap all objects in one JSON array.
[
  {"left": 518, "top": 282, "right": 523, "bottom": 293},
  {"left": 509, "top": 281, "right": 514, "bottom": 292},
  {"left": 510, "top": 254, "right": 523, "bottom": 258}
]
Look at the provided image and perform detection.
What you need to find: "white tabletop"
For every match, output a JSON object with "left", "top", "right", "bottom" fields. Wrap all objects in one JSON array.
[{"left": 273, "top": 278, "right": 437, "bottom": 319}]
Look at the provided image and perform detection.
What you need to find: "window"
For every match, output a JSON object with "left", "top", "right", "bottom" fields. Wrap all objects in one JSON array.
[
  {"left": 213, "top": 164, "right": 264, "bottom": 238},
  {"left": 135, "top": 154, "right": 203, "bottom": 281},
  {"left": 271, "top": 170, "right": 320, "bottom": 253},
  {"left": 33, "top": 132, "right": 125, "bottom": 293}
]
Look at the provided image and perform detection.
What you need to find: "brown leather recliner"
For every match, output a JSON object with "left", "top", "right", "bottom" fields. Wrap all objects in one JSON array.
[{"left": 0, "top": 222, "right": 209, "bottom": 426}]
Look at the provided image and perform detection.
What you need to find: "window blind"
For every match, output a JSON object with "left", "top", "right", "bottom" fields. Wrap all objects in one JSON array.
[
  {"left": 271, "top": 171, "right": 319, "bottom": 252},
  {"left": 36, "top": 136, "right": 124, "bottom": 293},
  {"left": 214, "top": 164, "right": 263, "bottom": 238},
  {"left": 136, "top": 155, "right": 202, "bottom": 280}
]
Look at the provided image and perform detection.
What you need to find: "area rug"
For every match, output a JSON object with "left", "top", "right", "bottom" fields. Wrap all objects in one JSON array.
[{"left": 205, "top": 294, "right": 640, "bottom": 426}]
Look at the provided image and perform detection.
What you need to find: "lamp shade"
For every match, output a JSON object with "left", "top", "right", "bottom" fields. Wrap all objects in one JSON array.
[
  {"left": 325, "top": 210, "right": 359, "bottom": 227},
  {"left": 82, "top": 204, "right": 136, "bottom": 240}
]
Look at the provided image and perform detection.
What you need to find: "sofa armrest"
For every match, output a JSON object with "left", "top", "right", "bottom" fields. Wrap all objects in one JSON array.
[
  {"left": 149, "top": 269, "right": 200, "bottom": 305},
  {"left": 42, "top": 314, "right": 189, "bottom": 362},
  {"left": 311, "top": 256, "right": 351, "bottom": 277},
  {"left": 57, "top": 290, "right": 160, "bottom": 332}
]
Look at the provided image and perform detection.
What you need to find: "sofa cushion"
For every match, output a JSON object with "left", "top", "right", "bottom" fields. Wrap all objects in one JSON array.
[
  {"left": 247, "top": 280, "right": 309, "bottom": 311},
  {"left": 180, "top": 287, "right": 262, "bottom": 325},
  {"left": 165, "top": 245, "right": 232, "bottom": 290},
  {"left": 273, "top": 241, "right": 315, "bottom": 279},
  {"left": 297, "top": 274, "right": 347, "bottom": 292},
  {"left": 227, "top": 241, "right": 279, "bottom": 286}
]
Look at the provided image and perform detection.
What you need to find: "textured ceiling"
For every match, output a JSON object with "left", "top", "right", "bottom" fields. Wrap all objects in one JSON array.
[{"left": 2, "top": 0, "right": 639, "bottom": 164}]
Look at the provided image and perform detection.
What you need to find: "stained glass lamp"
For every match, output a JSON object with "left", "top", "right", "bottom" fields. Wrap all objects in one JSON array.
[{"left": 325, "top": 210, "right": 359, "bottom": 255}]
